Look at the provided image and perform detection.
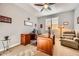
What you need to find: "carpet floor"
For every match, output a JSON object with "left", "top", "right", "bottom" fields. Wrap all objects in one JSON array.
[
  {"left": 0, "top": 44, "right": 48, "bottom": 56},
  {"left": 0, "top": 38, "right": 79, "bottom": 56},
  {"left": 53, "top": 38, "right": 79, "bottom": 56}
]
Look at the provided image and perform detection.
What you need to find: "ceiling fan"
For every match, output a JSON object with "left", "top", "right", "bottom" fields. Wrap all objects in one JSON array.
[{"left": 34, "top": 3, "right": 55, "bottom": 12}]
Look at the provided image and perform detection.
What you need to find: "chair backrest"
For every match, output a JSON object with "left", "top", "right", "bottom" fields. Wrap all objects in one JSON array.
[
  {"left": 77, "top": 33, "right": 79, "bottom": 38},
  {"left": 4, "top": 36, "right": 9, "bottom": 40},
  {"left": 30, "top": 34, "right": 37, "bottom": 40},
  {"left": 63, "top": 31, "right": 75, "bottom": 34}
]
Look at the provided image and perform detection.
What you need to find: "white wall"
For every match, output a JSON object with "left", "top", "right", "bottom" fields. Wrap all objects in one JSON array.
[
  {"left": 37, "top": 13, "right": 58, "bottom": 34},
  {"left": 74, "top": 6, "right": 79, "bottom": 32},
  {"left": 38, "top": 17, "right": 46, "bottom": 34},
  {"left": 0, "top": 3, "right": 38, "bottom": 51},
  {"left": 38, "top": 10, "right": 74, "bottom": 34},
  {"left": 58, "top": 11, "right": 74, "bottom": 30}
]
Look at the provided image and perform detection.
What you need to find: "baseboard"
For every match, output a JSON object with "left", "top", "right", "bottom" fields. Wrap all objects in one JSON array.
[
  {"left": 0, "top": 43, "right": 20, "bottom": 52},
  {"left": 10, "top": 43, "right": 20, "bottom": 48}
]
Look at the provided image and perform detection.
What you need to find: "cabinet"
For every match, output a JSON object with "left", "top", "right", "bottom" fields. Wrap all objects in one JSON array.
[
  {"left": 21, "top": 34, "right": 30, "bottom": 45},
  {"left": 37, "top": 37, "right": 53, "bottom": 55}
]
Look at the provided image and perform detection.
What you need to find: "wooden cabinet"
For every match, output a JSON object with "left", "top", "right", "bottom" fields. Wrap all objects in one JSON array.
[
  {"left": 37, "top": 37, "right": 53, "bottom": 55},
  {"left": 21, "top": 34, "right": 30, "bottom": 45}
]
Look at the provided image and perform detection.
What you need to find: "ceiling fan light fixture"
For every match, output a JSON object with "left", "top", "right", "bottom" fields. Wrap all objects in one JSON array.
[
  {"left": 44, "top": 4, "right": 48, "bottom": 9},
  {"left": 34, "top": 3, "right": 55, "bottom": 12}
]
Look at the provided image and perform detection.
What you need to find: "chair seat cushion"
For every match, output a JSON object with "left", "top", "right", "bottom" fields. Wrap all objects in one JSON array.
[{"left": 61, "top": 39, "right": 79, "bottom": 49}]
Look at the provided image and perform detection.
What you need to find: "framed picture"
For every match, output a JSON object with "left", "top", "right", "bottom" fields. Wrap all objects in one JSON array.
[
  {"left": 63, "top": 21, "right": 69, "bottom": 25},
  {"left": 0, "top": 15, "right": 12, "bottom": 23},
  {"left": 77, "top": 17, "right": 79, "bottom": 24},
  {"left": 24, "top": 20, "right": 33, "bottom": 26},
  {"left": 40, "top": 24, "right": 43, "bottom": 28}
]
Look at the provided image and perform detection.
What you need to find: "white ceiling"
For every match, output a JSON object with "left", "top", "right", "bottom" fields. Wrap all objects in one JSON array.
[
  {"left": 29, "top": 3, "right": 79, "bottom": 16},
  {"left": 15, "top": 3, "right": 79, "bottom": 17},
  {"left": 14, "top": 3, "right": 40, "bottom": 17}
]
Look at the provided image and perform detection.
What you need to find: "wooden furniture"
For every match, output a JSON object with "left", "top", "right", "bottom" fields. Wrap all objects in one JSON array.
[
  {"left": 21, "top": 34, "right": 30, "bottom": 45},
  {"left": 30, "top": 33, "right": 37, "bottom": 40},
  {"left": 39, "top": 34, "right": 55, "bottom": 45},
  {"left": 21, "top": 33, "right": 37, "bottom": 45},
  {"left": 52, "top": 35, "right": 55, "bottom": 45},
  {"left": 37, "top": 37, "right": 53, "bottom": 55},
  {"left": 30, "top": 33, "right": 37, "bottom": 45}
]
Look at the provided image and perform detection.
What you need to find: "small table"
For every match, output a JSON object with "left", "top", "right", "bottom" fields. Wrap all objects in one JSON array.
[{"left": 0, "top": 39, "right": 10, "bottom": 52}]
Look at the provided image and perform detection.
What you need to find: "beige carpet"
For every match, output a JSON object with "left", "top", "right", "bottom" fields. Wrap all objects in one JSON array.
[
  {"left": 53, "top": 38, "right": 79, "bottom": 56},
  {"left": 1, "top": 38, "right": 79, "bottom": 56},
  {"left": 0, "top": 44, "right": 48, "bottom": 56}
]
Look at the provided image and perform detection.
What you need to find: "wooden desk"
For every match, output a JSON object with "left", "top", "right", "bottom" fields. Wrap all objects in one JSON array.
[
  {"left": 21, "top": 33, "right": 37, "bottom": 45},
  {"left": 37, "top": 37, "right": 53, "bottom": 55},
  {"left": 21, "top": 34, "right": 30, "bottom": 45}
]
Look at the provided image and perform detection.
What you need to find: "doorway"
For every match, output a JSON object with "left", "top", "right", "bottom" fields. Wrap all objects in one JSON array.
[
  {"left": 51, "top": 17, "right": 59, "bottom": 38},
  {"left": 45, "top": 17, "right": 59, "bottom": 38}
]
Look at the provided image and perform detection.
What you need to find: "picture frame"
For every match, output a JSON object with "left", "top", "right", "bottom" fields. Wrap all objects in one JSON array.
[
  {"left": 0, "top": 15, "right": 12, "bottom": 23},
  {"left": 63, "top": 21, "right": 69, "bottom": 25},
  {"left": 24, "top": 20, "right": 33, "bottom": 26},
  {"left": 77, "top": 17, "right": 79, "bottom": 24},
  {"left": 40, "top": 24, "right": 43, "bottom": 28}
]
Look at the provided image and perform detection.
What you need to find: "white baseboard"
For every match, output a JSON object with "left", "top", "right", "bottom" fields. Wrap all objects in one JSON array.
[
  {"left": 10, "top": 43, "right": 20, "bottom": 48},
  {"left": 0, "top": 43, "right": 20, "bottom": 52}
]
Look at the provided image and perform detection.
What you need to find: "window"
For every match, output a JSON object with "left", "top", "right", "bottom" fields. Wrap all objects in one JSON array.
[
  {"left": 45, "top": 18, "right": 51, "bottom": 30},
  {"left": 45, "top": 17, "right": 59, "bottom": 30}
]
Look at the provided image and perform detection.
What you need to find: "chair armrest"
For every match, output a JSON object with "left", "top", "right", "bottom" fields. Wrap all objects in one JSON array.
[{"left": 74, "top": 37, "right": 79, "bottom": 43}]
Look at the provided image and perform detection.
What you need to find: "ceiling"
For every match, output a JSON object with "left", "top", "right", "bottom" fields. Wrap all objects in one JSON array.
[
  {"left": 15, "top": 3, "right": 79, "bottom": 17},
  {"left": 30, "top": 3, "right": 79, "bottom": 16}
]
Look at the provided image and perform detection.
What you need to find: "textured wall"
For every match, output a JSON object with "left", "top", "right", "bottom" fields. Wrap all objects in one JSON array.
[{"left": 0, "top": 3, "right": 38, "bottom": 51}]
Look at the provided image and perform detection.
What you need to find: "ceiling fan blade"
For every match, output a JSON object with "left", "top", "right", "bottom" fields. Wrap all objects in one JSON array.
[
  {"left": 41, "top": 8, "right": 44, "bottom": 12},
  {"left": 48, "top": 3, "right": 55, "bottom": 5},
  {"left": 34, "top": 4, "right": 44, "bottom": 6},
  {"left": 48, "top": 7, "right": 52, "bottom": 10}
]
